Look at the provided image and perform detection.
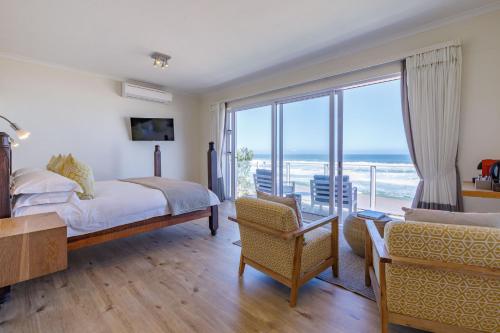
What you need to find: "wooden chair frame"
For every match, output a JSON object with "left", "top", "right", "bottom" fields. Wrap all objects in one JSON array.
[
  {"left": 229, "top": 214, "right": 339, "bottom": 307},
  {"left": 364, "top": 220, "right": 500, "bottom": 333}
]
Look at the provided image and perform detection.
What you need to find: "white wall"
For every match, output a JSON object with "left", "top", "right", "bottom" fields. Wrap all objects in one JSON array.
[
  {"left": 199, "top": 10, "right": 500, "bottom": 211},
  {"left": 0, "top": 57, "right": 202, "bottom": 182}
]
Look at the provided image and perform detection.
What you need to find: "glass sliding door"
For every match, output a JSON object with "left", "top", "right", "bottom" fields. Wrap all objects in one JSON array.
[
  {"left": 229, "top": 75, "right": 419, "bottom": 220},
  {"left": 233, "top": 105, "right": 273, "bottom": 198},
  {"left": 342, "top": 79, "right": 418, "bottom": 216},
  {"left": 278, "top": 94, "right": 342, "bottom": 218}
]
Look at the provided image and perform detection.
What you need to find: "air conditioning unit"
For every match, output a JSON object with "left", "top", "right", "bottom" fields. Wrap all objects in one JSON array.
[{"left": 122, "top": 82, "right": 172, "bottom": 104}]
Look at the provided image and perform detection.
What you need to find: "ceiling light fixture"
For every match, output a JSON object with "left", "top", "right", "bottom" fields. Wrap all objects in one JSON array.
[{"left": 151, "top": 52, "right": 171, "bottom": 70}]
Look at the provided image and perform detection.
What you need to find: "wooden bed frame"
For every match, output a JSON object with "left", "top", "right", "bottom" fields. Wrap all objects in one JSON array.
[{"left": 0, "top": 133, "right": 220, "bottom": 300}]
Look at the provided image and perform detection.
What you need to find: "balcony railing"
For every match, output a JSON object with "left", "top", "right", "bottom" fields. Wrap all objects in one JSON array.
[{"left": 239, "top": 159, "right": 419, "bottom": 216}]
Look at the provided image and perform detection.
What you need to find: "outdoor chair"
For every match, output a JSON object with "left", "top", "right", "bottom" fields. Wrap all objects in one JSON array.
[
  {"left": 253, "top": 168, "right": 295, "bottom": 195},
  {"left": 310, "top": 175, "right": 358, "bottom": 214}
]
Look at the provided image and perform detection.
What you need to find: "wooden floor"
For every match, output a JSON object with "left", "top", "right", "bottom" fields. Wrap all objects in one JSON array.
[{"left": 0, "top": 202, "right": 419, "bottom": 333}]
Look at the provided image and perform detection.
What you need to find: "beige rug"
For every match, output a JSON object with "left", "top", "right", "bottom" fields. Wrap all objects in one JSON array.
[{"left": 315, "top": 229, "right": 375, "bottom": 300}]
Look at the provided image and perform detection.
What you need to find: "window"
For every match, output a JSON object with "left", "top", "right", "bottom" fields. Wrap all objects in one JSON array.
[{"left": 227, "top": 75, "right": 417, "bottom": 218}]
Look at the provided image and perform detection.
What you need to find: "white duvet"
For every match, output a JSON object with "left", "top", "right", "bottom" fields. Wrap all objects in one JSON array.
[{"left": 13, "top": 180, "right": 220, "bottom": 237}]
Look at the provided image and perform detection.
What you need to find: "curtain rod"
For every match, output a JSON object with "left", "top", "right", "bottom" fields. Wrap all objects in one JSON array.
[
  {"left": 222, "top": 40, "right": 460, "bottom": 106},
  {"left": 405, "top": 39, "right": 461, "bottom": 57}
]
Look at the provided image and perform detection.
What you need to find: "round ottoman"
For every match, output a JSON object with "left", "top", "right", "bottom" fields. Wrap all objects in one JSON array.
[
  {"left": 343, "top": 214, "right": 367, "bottom": 257},
  {"left": 343, "top": 213, "right": 392, "bottom": 257}
]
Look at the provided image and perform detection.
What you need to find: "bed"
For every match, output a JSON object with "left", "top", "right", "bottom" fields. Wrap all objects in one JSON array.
[
  {"left": 13, "top": 180, "right": 220, "bottom": 249},
  {"left": 1, "top": 136, "right": 221, "bottom": 251}
]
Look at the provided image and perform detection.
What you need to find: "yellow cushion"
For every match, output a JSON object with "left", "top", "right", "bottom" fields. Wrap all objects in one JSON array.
[
  {"left": 236, "top": 197, "right": 299, "bottom": 232},
  {"left": 47, "top": 154, "right": 67, "bottom": 174},
  {"left": 385, "top": 221, "right": 500, "bottom": 269},
  {"left": 301, "top": 227, "right": 331, "bottom": 274},
  {"left": 256, "top": 191, "right": 303, "bottom": 226},
  {"left": 60, "top": 155, "right": 95, "bottom": 199}
]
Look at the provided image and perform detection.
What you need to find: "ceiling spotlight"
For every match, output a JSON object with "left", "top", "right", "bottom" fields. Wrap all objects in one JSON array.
[{"left": 151, "top": 52, "right": 171, "bottom": 70}]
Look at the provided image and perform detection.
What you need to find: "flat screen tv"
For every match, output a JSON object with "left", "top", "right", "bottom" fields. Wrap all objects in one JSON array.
[{"left": 130, "top": 117, "right": 174, "bottom": 141}]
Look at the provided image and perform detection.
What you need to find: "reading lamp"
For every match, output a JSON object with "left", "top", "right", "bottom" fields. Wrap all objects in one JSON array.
[{"left": 0, "top": 115, "right": 30, "bottom": 140}]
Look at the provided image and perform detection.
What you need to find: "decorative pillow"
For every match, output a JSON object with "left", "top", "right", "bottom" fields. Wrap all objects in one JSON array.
[
  {"left": 12, "top": 169, "right": 82, "bottom": 195},
  {"left": 47, "top": 154, "right": 67, "bottom": 174},
  {"left": 402, "top": 207, "right": 500, "bottom": 228},
  {"left": 256, "top": 191, "right": 303, "bottom": 226},
  {"left": 13, "top": 191, "right": 78, "bottom": 211},
  {"left": 60, "top": 154, "right": 95, "bottom": 200}
]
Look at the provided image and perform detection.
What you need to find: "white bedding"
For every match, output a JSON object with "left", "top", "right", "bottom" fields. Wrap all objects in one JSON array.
[{"left": 13, "top": 180, "right": 220, "bottom": 237}]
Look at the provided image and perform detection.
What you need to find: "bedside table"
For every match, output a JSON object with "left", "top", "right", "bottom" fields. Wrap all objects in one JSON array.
[{"left": 0, "top": 212, "right": 67, "bottom": 302}]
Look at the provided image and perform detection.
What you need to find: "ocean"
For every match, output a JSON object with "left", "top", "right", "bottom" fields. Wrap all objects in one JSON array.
[{"left": 250, "top": 153, "right": 419, "bottom": 200}]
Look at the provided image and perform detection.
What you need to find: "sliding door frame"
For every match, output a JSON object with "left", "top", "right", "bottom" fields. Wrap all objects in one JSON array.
[
  {"left": 276, "top": 91, "right": 332, "bottom": 198},
  {"left": 228, "top": 73, "right": 401, "bottom": 217},
  {"left": 229, "top": 102, "right": 275, "bottom": 199}
]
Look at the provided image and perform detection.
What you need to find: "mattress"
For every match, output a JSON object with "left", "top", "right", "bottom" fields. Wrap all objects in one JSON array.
[{"left": 13, "top": 180, "right": 220, "bottom": 237}]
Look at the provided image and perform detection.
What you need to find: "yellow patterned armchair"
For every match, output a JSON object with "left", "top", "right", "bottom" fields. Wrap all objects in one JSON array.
[
  {"left": 365, "top": 220, "right": 500, "bottom": 333},
  {"left": 230, "top": 197, "right": 338, "bottom": 307}
]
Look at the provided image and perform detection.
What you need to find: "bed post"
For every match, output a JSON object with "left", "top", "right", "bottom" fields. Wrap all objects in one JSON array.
[
  {"left": 0, "top": 132, "right": 11, "bottom": 303},
  {"left": 154, "top": 145, "right": 161, "bottom": 177},
  {"left": 207, "top": 142, "right": 218, "bottom": 236}
]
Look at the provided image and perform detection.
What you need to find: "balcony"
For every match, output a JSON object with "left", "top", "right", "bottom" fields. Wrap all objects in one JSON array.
[{"left": 237, "top": 158, "right": 419, "bottom": 218}]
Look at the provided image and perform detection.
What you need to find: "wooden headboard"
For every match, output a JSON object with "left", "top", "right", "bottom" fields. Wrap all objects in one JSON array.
[{"left": 0, "top": 132, "right": 11, "bottom": 219}]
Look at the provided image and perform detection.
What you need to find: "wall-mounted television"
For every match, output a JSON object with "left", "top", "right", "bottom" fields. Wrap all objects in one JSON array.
[{"left": 130, "top": 117, "right": 174, "bottom": 141}]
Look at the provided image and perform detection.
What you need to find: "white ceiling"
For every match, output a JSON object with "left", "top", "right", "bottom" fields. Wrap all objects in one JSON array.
[{"left": 0, "top": 0, "right": 499, "bottom": 93}]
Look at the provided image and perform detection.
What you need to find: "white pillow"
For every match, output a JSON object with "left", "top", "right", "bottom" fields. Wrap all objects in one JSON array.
[
  {"left": 12, "top": 169, "right": 83, "bottom": 195},
  {"left": 402, "top": 207, "right": 500, "bottom": 228},
  {"left": 13, "top": 191, "right": 78, "bottom": 211},
  {"left": 12, "top": 167, "right": 40, "bottom": 178}
]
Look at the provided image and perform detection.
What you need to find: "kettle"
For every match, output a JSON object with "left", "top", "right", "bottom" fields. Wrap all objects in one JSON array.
[{"left": 490, "top": 161, "right": 500, "bottom": 183}]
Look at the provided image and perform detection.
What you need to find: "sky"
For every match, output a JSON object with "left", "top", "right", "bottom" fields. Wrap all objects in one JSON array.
[{"left": 236, "top": 79, "right": 409, "bottom": 155}]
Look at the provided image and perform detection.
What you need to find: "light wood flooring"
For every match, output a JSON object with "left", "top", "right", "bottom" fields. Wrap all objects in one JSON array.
[{"left": 0, "top": 202, "right": 419, "bottom": 332}]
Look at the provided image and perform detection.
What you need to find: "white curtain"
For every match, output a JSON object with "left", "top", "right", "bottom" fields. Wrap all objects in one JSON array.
[
  {"left": 405, "top": 43, "right": 463, "bottom": 211},
  {"left": 210, "top": 102, "right": 227, "bottom": 201}
]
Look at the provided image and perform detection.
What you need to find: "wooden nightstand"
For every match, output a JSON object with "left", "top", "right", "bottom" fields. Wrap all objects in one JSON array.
[{"left": 0, "top": 212, "right": 67, "bottom": 301}]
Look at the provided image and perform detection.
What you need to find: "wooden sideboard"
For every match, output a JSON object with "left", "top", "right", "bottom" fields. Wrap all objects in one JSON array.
[{"left": 462, "top": 181, "right": 500, "bottom": 199}]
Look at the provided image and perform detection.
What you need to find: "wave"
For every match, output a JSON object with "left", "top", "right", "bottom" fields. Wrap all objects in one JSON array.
[
  {"left": 254, "top": 159, "right": 414, "bottom": 168},
  {"left": 246, "top": 158, "right": 419, "bottom": 200}
]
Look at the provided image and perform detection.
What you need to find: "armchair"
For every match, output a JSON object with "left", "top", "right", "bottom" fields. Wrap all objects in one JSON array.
[
  {"left": 229, "top": 197, "right": 338, "bottom": 307},
  {"left": 365, "top": 220, "right": 500, "bottom": 333}
]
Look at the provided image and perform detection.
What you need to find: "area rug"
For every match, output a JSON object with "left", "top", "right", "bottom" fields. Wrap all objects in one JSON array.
[
  {"left": 232, "top": 222, "right": 375, "bottom": 301},
  {"left": 315, "top": 229, "right": 375, "bottom": 300}
]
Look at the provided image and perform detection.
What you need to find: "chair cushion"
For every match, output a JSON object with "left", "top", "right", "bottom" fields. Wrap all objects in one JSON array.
[
  {"left": 385, "top": 221, "right": 500, "bottom": 268},
  {"left": 236, "top": 197, "right": 299, "bottom": 232},
  {"left": 386, "top": 265, "right": 499, "bottom": 332},
  {"left": 402, "top": 207, "right": 500, "bottom": 228},
  {"left": 257, "top": 191, "right": 303, "bottom": 226},
  {"left": 301, "top": 227, "right": 331, "bottom": 274}
]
